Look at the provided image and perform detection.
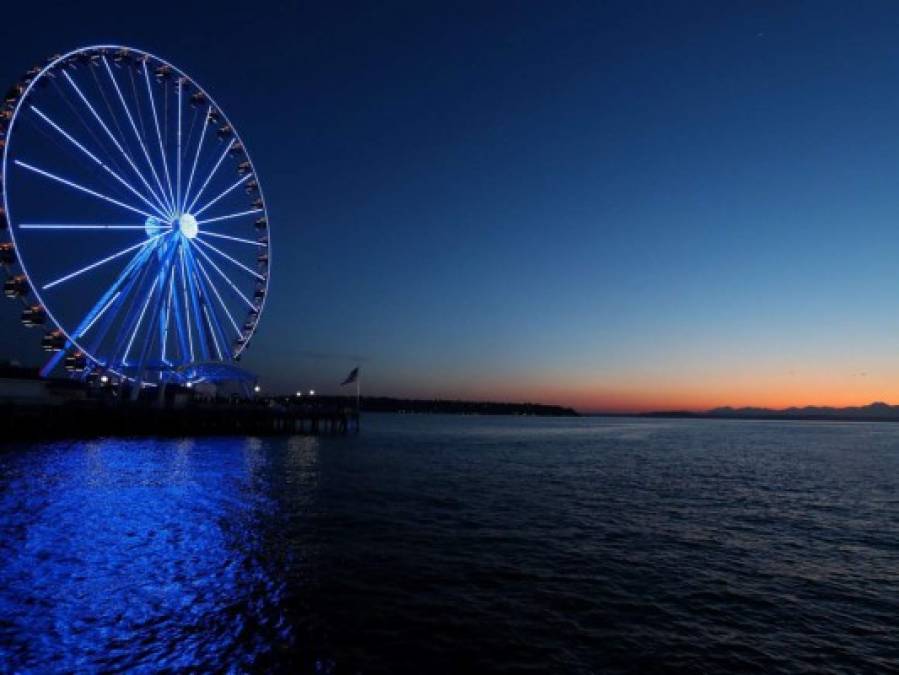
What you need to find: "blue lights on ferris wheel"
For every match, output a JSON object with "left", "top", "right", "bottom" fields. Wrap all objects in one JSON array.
[{"left": 0, "top": 45, "right": 271, "bottom": 385}]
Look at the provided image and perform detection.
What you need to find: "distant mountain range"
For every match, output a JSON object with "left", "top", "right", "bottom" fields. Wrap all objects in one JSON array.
[{"left": 642, "top": 402, "right": 899, "bottom": 421}]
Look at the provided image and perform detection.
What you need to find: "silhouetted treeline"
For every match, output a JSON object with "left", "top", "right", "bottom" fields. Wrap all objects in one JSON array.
[
  {"left": 367, "top": 397, "right": 577, "bottom": 416},
  {"left": 294, "top": 395, "right": 578, "bottom": 417}
]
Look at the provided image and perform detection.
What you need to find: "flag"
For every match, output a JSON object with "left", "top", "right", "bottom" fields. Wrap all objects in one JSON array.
[{"left": 341, "top": 367, "right": 359, "bottom": 386}]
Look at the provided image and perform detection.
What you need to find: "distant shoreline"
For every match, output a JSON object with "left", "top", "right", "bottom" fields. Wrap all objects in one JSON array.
[
  {"left": 355, "top": 396, "right": 578, "bottom": 417},
  {"left": 584, "top": 402, "right": 899, "bottom": 423}
]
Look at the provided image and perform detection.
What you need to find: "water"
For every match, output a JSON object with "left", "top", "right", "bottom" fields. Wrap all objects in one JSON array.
[{"left": 1, "top": 415, "right": 898, "bottom": 673}]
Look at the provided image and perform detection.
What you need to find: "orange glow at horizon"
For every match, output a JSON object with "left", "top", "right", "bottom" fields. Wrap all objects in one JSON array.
[{"left": 440, "top": 367, "right": 899, "bottom": 413}]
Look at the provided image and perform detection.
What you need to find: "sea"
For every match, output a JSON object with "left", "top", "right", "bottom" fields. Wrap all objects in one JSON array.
[{"left": 0, "top": 414, "right": 897, "bottom": 673}]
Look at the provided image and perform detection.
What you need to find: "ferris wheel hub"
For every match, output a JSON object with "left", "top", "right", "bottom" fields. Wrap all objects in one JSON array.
[{"left": 178, "top": 213, "right": 198, "bottom": 239}]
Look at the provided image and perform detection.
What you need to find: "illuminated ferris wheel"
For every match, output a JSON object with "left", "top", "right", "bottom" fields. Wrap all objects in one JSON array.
[{"left": 0, "top": 45, "right": 270, "bottom": 385}]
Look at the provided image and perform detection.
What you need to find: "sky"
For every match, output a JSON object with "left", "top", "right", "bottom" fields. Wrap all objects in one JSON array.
[{"left": 2, "top": 1, "right": 899, "bottom": 412}]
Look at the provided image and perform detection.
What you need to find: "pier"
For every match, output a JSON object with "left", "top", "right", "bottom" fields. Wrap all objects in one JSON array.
[
  {"left": 1, "top": 401, "right": 359, "bottom": 441},
  {"left": 0, "top": 375, "right": 359, "bottom": 441}
]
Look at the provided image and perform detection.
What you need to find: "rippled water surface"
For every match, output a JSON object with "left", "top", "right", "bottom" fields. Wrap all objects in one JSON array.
[{"left": 1, "top": 415, "right": 898, "bottom": 673}]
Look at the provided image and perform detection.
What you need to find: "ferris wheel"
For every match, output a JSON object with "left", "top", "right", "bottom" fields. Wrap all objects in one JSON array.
[{"left": 0, "top": 45, "right": 270, "bottom": 385}]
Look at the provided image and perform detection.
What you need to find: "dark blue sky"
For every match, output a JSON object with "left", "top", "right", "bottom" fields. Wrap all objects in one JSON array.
[{"left": 3, "top": 1, "right": 899, "bottom": 410}]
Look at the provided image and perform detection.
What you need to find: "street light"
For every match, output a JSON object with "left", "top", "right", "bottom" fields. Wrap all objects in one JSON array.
[
  {"left": 309, "top": 389, "right": 315, "bottom": 396},
  {"left": 99, "top": 375, "right": 108, "bottom": 384},
  {"left": 254, "top": 385, "right": 261, "bottom": 394}
]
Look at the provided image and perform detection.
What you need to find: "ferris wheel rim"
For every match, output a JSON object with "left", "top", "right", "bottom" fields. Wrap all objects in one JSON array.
[{"left": 1, "top": 44, "right": 271, "bottom": 377}]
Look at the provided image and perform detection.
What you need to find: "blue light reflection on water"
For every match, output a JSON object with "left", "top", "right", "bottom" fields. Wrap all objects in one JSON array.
[
  {"left": 0, "top": 436, "right": 322, "bottom": 671},
  {"left": 2, "top": 416, "right": 899, "bottom": 673}
]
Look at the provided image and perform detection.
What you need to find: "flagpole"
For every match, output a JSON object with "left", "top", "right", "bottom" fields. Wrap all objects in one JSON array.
[{"left": 341, "top": 367, "right": 361, "bottom": 432}]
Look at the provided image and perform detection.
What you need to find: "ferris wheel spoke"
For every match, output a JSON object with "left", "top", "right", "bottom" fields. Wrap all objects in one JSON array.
[
  {"left": 166, "top": 254, "right": 190, "bottom": 364},
  {"left": 15, "top": 160, "right": 161, "bottom": 221},
  {"left": 193, "top": 173, "right": 253, "bottom": 217},
  {"left": 182, "top": 106, "right": 210, "bottom": 213},
  {"left": 188, "top": 239, "right": 256, "bottom": 310},
  {"left": 133, "top": 245, "right": 177, "bottom": 375},
  {"left": 103, "top": 56, "right": 174, "bottom": 218},
  {"left": 193, "top": 237, "right": 265, "bottom": 281},
  {"left": 78, "top": 291, "right": 122, "bottom": 337},
  {"left": 62, "top": 70, "right": 172, "bottom": 219},
  {"left": 189, "top": 256, "right": 225, "bottom": 361},
  {"left": 161, "top": 263, "right": 177, "bottom": 364},
  {"left": 184, "top": 141, "right": 233, "bottom": 214},
  {"left": 42, "top": 232, "right": 167, "bottom": 290},
  {"left": 20, "top": 224, "right": 148, "bottom": 230},
  {"left": 30, "top": 105, "right": 170, "bottom": 222},
  {"left": 181, "top": 244, "right": 210, "bottom": 360},
  {"left": 178, "top": 245, "right": 196, "bottom": 363},
  {"left": 195, "top": 208, "right": 263, "bottom": 226},
  {"left": 198, "top": 230, "right": 262, "bottom": 246},
  {"left": 194, "top": 254, "right": 242, "bottom": 336},
  {"left": 203, "top": 304, "right": 224, "bottom": 360},
  {"left": 142, "top": 62, "right": 177, "bottom": 214},
  {"left": 186, "top": 247, "right": 230, "bottom": 356},
  {"left": 176, "top": 79, "right": 183, "bottom": 214},
  {"left": 122, "top": 281, "right": 157, "bottom": 363}
]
